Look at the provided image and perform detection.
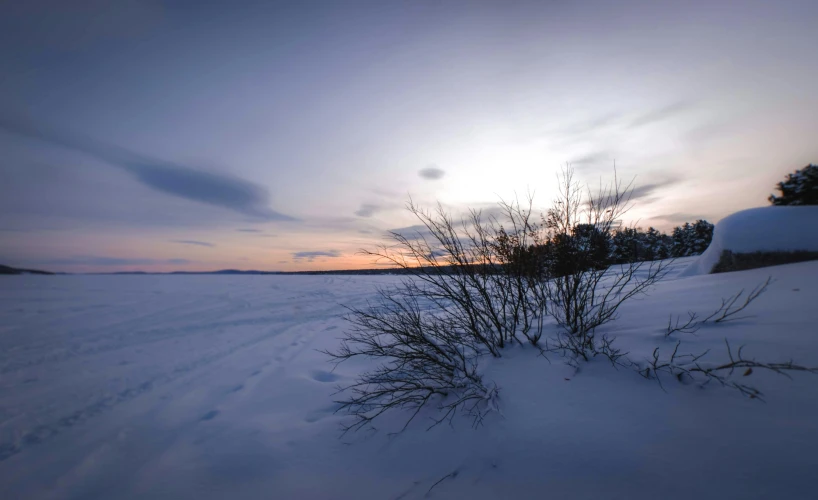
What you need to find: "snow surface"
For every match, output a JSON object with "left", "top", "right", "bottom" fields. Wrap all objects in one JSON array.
[
  {"left": 0, "top": 265, "right": 817, "bottom": 499},
  {"left": 681, "top": 206, "right": 818, "bottom": 276}
]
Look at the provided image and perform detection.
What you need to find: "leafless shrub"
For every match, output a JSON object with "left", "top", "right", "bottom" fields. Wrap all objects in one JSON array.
[
  {"left": 665, "top": 312, "right": 701, "bottom": 336},
  {"left": 701, "top": 276, "right": 772, "bottom": 323},
  {"left": 664, "top": 277, "right": 772, "bottom": 337},
  {"left": 327, "top": 286, "right": 493, "bottom": 433},
  {"left": 639, "top": 339, "right": 818, "bottom": 400},
  {"left": 327, "top": 167, "right": 790, "bottom": 434},
  {"left": 540, "top": 167, "right": 671, "bottom": 359},
  {"left": 545, "top": 331, "right": 629, "bottom": 370},
  {"left": 327, "top": 198, "right": 543, "bottom": 432},
  {"left": 366, "top": 198, "right": 549, "bottom": 351}
]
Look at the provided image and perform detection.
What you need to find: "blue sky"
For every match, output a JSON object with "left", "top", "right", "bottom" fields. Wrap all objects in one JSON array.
[{"left": 1, "top": 0, "right": 816, "bottom": 272}]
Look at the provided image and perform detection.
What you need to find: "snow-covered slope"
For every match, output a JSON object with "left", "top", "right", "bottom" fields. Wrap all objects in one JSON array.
[
  {"left": 681, "top": 206, "right": 818, "bottom": 276},
  {"left": 0, "top": 266, "right": 816, "bottom": 499}
]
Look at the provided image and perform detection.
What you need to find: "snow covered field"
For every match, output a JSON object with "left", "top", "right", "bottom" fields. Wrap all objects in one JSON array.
[{"left": 1, "top": 262, "right": 817, "bottom": 499}]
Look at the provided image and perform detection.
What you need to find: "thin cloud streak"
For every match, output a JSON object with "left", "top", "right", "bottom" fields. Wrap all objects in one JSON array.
[
  {"left": 0, "top": 113, "right": 296, "bottom": 221},
  {"left": 292, "top": 250, "right": 341, "bottom": 262},
  {"left": 649, "top": 212, "right": 709, "bottom": 223},
  {"left": 558, "top": 112, "right": 621, "bottom": 137},
  {"left": 387, "top": 224, "right": 436, "bottom": 241},
  {"left": 629, "top": 180, "right": 680, "bottom": 201},
  {"left": 570, "top": 151, "right": 611, "bottom": 167},
  {"left": 593, "top": 178, "right": 682, "bottom": 209},
  {"left": 629, "top": 102, "right": 694, "bottom": 128},
  {"left": 354, "top": 203, "right": 381, "bottom": 218},
  {"left": 171, "top": 240, "right": 215, "bottom": 247}
]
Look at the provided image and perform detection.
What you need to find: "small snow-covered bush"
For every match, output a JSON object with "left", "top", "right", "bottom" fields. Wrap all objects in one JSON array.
[{"left": 769, "top": 164, "right": 818, "bottom": 206}]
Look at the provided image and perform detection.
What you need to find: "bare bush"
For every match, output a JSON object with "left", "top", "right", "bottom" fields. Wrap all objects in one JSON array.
[
  {"left": 328, "top": 168, "right": 680, "bottom": 432},
  {"left": 539, "top": 167, "right": 671, "bottom": 359},
  {"left": 639, "top": 339, "right": 818, "bottom": 400},
  {"left": 665, "top": 312, "right": 701, "bottom": 336},
  {"left": 701, "top": 277, "right": 772, "bottom": 323},
  {"left": 327, "top": 167, "right": 801, "bottom": 434},
  {"left": 327, "top": 286, "right": 491, "bottom": 433},
  {"left": 326, "top": 198, "right": 543, "bottom": 432},
  {"left": 664, "top": 277, "right": 772, "bottom": 337}
]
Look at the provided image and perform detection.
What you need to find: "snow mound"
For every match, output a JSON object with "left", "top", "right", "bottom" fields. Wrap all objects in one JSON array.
[{"left": 681, "top": 206, "right": 818, "bottom": 276}]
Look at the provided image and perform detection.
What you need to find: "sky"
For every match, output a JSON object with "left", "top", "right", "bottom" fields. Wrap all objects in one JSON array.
[{"left": 1, "top": 0, "right": 816, "bottom": 273}]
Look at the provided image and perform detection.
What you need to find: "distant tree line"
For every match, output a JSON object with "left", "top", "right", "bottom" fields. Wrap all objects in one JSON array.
[{"left": 499, "top": 219, "right": 714, "bottom": 280}]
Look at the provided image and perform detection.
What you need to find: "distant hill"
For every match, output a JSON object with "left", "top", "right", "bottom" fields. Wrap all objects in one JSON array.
[
  {"left": 109, "top": 268, "right": 413, "bottom": 276},
  {"left": 0, "top": 265, "right": 444, "bottom": 276},
  {"left": 0, "top": 264, "right": 55, "bottom": 275},
  {"left": 104, "top": 267, "right": 431, "bottom": 276}
]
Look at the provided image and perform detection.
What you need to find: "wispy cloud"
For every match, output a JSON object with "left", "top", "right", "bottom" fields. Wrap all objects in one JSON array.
[
  {"left": 419, "top": 165, "right": 445, "bottom": 180},
  {"left": 388, "top": 224, "right": 436, "bottom": 241},
  {"left": 649, "top": 212, "right": 708, "bottom": 224},
  {"left": 629, "top": 180, "right": 679, "bottom": 201},
  {"left": 292, "top": 250, "right": 341, "bottom": 262},
  {"left": 593, "top": 178, "right": 682, "bottom": 209},
  {"left": 354, "top": 203, "right": 382, "bottom": 218},
  {"left": 629, "top": 102, "right": 694, "bottom": 128},
  {"left": 0, "top": 113, "right": 296, "bottom": 221},
  {"left": 570, "top": 151, "right": 612, "bottom": 168},
  {"left": 171, "top": 240, "right": 214, "bottom": 247},
  {"left": 558, "top": 112, "right": 621, "bottom": 137},
  {"left": 121, "top": 162, "right": 292, "bottom": 221},
  {"left": 236, "top": 228, "right": 262, "bottom": 232}
]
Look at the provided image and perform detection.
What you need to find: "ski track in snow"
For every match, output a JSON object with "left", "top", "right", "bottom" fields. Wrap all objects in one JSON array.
[{"left": 0, "top": 275, "right": 377, "bottom": 466}]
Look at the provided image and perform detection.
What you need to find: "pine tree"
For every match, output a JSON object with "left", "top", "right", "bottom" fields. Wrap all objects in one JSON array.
[
  {"left": 643, "top": 227, "right": 667, "bottom": 260},
  {"left": 611, "top": 227, "right": 640, "bottom": 263},
  {"left": 690, "top": 220, "right": 714, "bottom": 254},
  {"left": 671, "top": 223, "right": 690, "bottom": 257},
  {"left": 670, "top": 220, "right": 714, "bottom": 257},
  {"left": 769, "top": 164, "right": 818, "bottom": 206}
]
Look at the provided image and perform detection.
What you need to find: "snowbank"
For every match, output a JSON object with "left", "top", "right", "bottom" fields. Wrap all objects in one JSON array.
[{"left": 681, "top": 206, "right": 818, "bottom": 276}]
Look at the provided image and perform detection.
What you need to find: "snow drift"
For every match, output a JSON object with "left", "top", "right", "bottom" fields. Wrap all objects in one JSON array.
[{"left": 681, "top": 206, "right": 818, "bottom": 276}]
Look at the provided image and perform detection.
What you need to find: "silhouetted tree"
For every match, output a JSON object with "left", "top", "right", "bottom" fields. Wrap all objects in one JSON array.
[
  {"left": 769, "top": 164, "right": 818, "bottom": 206},
  {"left": 671, "top": 220, "right": 713, "bottom": 257}
]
